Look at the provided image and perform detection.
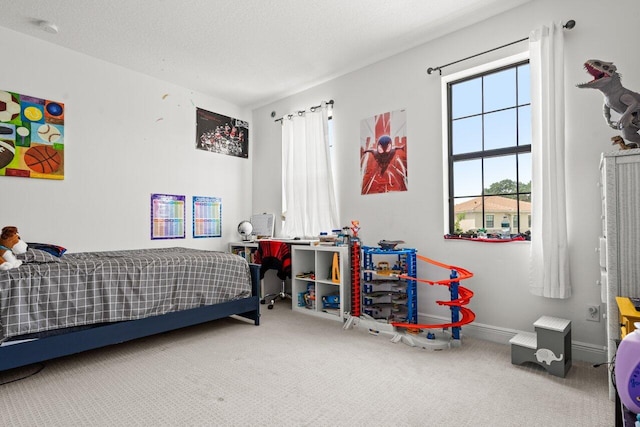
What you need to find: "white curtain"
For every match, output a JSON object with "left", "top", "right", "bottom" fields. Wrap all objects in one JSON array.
[
  {"left": 281, "top": 103, "right": 339, "bottom": 238},
  {"left": 529, "top": 22, "right": 572, "bottom": 299}
]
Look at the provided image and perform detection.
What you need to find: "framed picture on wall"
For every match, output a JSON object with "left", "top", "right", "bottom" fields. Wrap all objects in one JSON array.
[
  {"left": 0, "top": 89, "right": 65, "bottom": 180},
  {"left": 150, "top": 193, "right": 185, "bottom": 240},
  {"left": 192, "top": 196, "right": 222, "bottom": 238},
  {"left": 196, "top": 108, "right": 249, "bottom": 158},
  {"left": 360, "top": 109, "right": 408, "bottom": 195}
]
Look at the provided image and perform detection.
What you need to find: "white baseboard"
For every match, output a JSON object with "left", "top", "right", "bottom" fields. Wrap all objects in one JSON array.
[{"left": 417, "top": 313, "right": 608, "bottom": 364}]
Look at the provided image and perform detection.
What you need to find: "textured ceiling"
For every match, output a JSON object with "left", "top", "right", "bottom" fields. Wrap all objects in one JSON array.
[{"left": 0, "top": 0, "right": 530, "bottom": 108}]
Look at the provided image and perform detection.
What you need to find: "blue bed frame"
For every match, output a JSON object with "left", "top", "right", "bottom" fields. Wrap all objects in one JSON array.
[{"left": 0, "top": 264, "right": 261, "bottom": 372}]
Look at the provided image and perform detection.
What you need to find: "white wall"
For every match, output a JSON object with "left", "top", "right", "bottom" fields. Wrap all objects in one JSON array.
[
  {"left": 252, "top": 0, "right": 640, "bottom": 361},
  {"left": 0, "top": 26, "right": 252, "bottom": 252}
]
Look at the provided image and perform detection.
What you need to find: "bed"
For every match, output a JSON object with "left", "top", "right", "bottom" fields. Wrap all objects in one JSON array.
[{"left": 0, "top": 247, "right": 260, "bottom": 372}]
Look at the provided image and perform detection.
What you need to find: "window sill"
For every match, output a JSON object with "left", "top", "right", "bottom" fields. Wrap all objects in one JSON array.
[{"left": 444, "top": 234, "right": 529, "bottom": 243}]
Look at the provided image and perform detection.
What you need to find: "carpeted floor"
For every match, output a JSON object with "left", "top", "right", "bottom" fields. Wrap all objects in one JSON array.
[{"left": 0, "top": 304, "right": 614, "bottom": 426}]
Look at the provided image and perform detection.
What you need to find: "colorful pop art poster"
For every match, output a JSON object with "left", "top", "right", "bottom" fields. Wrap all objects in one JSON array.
[
  {"left": 192, "top": 196, "right": 222, "bottom": 238},
  {"left": 196, "top": 108, "right": 249, "bottom": 158},
  {"left": 150, "top": 193, "right": 185, "bottom": 240},
  {"left": 0, "top": 89, "right": 65, "bottom": 180},
  {"left": 360, "top": 109, "right": 408, "bottom": 195}
]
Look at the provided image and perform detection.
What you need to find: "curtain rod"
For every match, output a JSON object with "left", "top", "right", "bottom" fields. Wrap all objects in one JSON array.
[
  {"left": 426, "top": 19, "right": 576, "bottom": 75},
  {"left": 273, "top": 99, "right": 334, "bottom": 122}
]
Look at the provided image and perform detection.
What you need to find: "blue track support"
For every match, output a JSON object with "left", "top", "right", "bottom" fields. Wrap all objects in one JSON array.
[
  {"left": 363, "top": 249, "right": 373, "bottom": 294},
  {"left": 405, "top": 250, "right": 417, "bottom": 324},
  {"left": 450, "top": 269, "right": 460, "bottom": 339},
  {"left": 361, "top": 246, "right": 417, "bottom": 324}
]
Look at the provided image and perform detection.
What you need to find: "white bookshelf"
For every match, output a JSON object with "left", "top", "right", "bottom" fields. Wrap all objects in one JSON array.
[
  {"left": 228, "top": 241, "right": 258, "bottom": 264},
  {"left": 291, "top": 245, "right": 350, "bottom": 322}
]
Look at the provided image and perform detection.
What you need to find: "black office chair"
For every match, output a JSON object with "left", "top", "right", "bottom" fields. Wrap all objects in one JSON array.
[{"left": 255, "top": 240, "right": 291, "bottom": 309}]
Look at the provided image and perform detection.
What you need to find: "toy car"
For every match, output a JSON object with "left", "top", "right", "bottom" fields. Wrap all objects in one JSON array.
[{"left": 322, "top": 294, "right": 340, "bottom": 309}]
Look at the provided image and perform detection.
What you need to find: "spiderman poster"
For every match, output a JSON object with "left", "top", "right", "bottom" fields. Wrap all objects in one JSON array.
[{"left": 360, "top": 109, "right": 408, "bottom": 195}]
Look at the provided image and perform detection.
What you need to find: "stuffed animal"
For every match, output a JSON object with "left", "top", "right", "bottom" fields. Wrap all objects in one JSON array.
[
  {"left": 577, "top": 59, "right": 640, "bottom": 149},
  {"left": 0, "top": 226, "right": 28, "bottom": 270}
]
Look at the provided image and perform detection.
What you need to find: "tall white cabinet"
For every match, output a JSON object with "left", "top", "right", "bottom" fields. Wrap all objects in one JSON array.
[{"left": 600, "top": 149, "right": 640, "bottom": 396}]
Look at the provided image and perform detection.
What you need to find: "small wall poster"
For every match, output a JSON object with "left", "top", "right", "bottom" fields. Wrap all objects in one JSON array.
[
  {"left": 196, "top": 107, "right": 249, "bottom": 158},
  {"left": 0, "top": 89, "right": 65, "bottom": 180},
  {"left": 150, "top": 193, "right": 185, "bottom": 240},
  {"left": 360, "top": 109, "right": 408, "bottom": 195},
  {"left": 193, "top": 196, "right": 222, "bottom": 238}
]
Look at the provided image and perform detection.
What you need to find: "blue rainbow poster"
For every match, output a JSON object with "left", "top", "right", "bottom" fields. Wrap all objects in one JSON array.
[
  {"left": 150, "top": 193, "right": 185, "bottom": 240},
  {"left": 192, "top": 196, "right": 222, "bottom": 238}
]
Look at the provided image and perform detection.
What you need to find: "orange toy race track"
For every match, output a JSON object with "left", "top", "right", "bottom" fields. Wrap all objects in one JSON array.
[{"left": 391, "top": 254, "right": 475, "bottom": 331}]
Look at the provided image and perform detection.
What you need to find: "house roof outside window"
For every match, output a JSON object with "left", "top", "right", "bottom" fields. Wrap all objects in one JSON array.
[{"left": 454, "top": 195, "right": 531, "bottom": 214}]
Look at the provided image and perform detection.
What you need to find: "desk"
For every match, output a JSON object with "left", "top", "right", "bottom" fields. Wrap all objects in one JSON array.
[
  {"left": 229, "top": 239, "right": 317, "bottom": 301},
  {"left": 616, "top": 297, "right": 640, "bottom": 339},
  {"left": 267, "top": 238, "right": 319, "bottom": 246}
]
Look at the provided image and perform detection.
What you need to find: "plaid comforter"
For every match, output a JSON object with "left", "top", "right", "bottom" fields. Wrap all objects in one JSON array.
[{"left": 0, "top": 247, "right": 252, "bottom": 343}]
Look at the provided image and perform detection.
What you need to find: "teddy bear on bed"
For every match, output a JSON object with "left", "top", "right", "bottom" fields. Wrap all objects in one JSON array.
[{"left": 0, "top": 226, "right": 28, "bottom": 270}]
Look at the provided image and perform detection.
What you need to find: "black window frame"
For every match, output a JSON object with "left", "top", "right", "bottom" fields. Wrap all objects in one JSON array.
[{"left": 446, "top": 59, "right": 531, "bottom": 236}]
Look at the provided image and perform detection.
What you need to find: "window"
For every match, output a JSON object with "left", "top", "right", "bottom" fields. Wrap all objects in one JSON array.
[
  {"left": 444, "top": 55, "right": 531, "bottom": 237},
  {"left": 486, "top": 214, "right": 494, "bottom": 228}
]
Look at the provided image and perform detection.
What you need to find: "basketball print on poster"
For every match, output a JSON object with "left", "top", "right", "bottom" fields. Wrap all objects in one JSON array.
[
  {"left": 0, "top": 89, "right": 65, "bottom": 180},
  {"left": 360, "top": 109, "right": 408, "bottom": 195},
  {"left": 196, "top": 108, "right": 248, "bottom": 158}
]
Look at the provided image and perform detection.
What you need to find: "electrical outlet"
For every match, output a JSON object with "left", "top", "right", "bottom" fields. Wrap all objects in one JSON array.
[{"left": 586, "top": 304, "right": 600, "bottom": 322}]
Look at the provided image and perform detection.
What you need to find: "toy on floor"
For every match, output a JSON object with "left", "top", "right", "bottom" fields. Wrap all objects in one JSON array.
[
  {"left": 0, "top": 226, "right": 28, "bottom": 270},
  {"left": 344, "top": 254, "right": 474, "bottom": 350}
]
